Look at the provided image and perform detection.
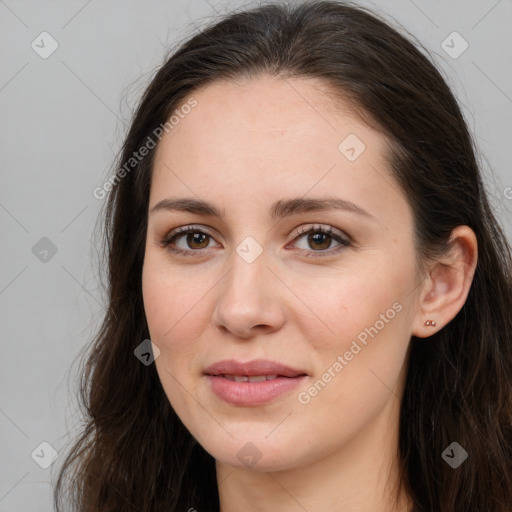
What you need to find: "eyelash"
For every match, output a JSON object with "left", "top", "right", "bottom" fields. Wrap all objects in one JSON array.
[{"left": 158, "top": 224, "right": 351, "bottom": 259}]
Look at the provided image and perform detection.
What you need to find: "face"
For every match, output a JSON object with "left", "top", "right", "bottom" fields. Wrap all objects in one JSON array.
[{"left": 142, "top": 74, "right": 424, "bottom": 472}]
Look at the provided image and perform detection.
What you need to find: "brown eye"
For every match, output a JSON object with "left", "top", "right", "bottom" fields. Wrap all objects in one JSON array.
[
  {"left": 307, "top": 232, "right": 332, "bottom": 250},
  {"left": 160, "top": 224, "right": 350, "bottom": 258},
  {"left": 160, "top": 226, "right": 219, "bottom": 255},
  {"left": 292, "top": 225, "right": 351, "bottom": 258},
  {"left": 185, "top": 232, "right": 210, "bottom": 249}
]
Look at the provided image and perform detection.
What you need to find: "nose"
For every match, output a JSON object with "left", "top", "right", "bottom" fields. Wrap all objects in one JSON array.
[{"left": 211, "top": 250, "right": 287, "bottom": 339}]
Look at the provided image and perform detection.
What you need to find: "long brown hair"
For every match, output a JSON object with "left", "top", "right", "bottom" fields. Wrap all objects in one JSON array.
[{"left": 53, "top": 1, "right": 512, "bottom": 510}]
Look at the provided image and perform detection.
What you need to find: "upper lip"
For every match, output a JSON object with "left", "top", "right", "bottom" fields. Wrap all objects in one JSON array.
[{"left": 204, "top": 359, "right": 307, "bottom": 377}]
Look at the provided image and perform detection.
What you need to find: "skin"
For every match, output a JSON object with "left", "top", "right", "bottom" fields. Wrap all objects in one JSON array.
[{"left": 141, "top": 74, "right": 478, "bottom": 512}]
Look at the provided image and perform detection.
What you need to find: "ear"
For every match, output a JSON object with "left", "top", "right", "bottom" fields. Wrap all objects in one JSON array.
[{"left": 412, "top": 225, "right": 478, "bottom": 338}]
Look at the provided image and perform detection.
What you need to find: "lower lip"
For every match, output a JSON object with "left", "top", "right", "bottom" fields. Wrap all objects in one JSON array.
[{"left": 206, "top": 375, "right": 307, "bottom": 406}]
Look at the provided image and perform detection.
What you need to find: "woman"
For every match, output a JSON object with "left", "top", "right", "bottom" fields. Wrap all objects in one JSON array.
[{"left": 54, "top": 1, "right": 512, "bottom": 511}]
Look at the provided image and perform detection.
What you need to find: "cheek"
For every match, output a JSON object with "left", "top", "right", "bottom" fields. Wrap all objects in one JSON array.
[
  {"left": 295, "top": 265, "right": 411, "bottom": 403},
  {"left": 142, "top": 260, "right": 206, "bottom": 413},
  {"left": 295, "top": 267, "right": 402, "bottom": 349},
  {"left": 142, "top": 256, "right": 208, "bottom": 345}
]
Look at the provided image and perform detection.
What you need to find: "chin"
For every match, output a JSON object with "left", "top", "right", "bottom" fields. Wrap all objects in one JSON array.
[{"left": 194, "top": 428, "right": 309, "bottom": 473}]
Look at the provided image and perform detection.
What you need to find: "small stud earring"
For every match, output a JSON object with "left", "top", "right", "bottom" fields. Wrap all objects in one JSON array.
[{"left": 425, "top": 320, "right": 436, "bottom": 326}]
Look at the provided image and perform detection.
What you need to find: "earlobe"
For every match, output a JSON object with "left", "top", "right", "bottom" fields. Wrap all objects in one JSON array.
[{"left": 412, "top": 225, "right": 478, "bottom": 338}]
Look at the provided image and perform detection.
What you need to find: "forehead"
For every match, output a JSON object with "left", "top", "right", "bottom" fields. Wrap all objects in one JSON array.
[
  {"left": 162, "top": 74, "right": 374, "bottom": 143},
  {"left": 154, "top": 75, "right": 386, "bottom": 173},
  {"left": 149, "top": 74, "right": 407, "bottom": 226},
  {"left": 187, "top": 74, "right": 351, "bottom": 126}
]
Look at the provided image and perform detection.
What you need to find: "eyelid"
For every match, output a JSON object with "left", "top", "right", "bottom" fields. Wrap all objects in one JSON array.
[
  {"left": 160, "top": 224, "right": 221, "bottom": 248},
  {"left": 287, "top": 224, "right": 351, "bottom": 258},
  {"left": 162, "top": 223, "right": 350, "bottom": 242},
  {"left": 289, "top": 223, "right": 350, "bottom": 243},
  {"left": 159, "top": 223, "right": 352, "bottom": 257}
]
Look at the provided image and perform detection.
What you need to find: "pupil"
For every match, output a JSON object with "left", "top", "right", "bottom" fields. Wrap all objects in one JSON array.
[
  {"left": 184, "top": 232, "right": 333, "bottom": 251},
  {"left": 188, "top": 233, "right": 208, "bottom": 248},
  {"left": 309, "top": 233, "right": 330, "bottom": 250}
]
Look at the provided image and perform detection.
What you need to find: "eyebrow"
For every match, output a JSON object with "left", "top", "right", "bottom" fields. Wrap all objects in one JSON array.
[{"left": 149, "top": 196, "right": 376, "bottom": 221}]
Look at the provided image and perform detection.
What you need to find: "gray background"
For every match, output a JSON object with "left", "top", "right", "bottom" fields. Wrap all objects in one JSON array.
[{"left": 0, "top": 0, "right": 511, "bottom": 510}]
